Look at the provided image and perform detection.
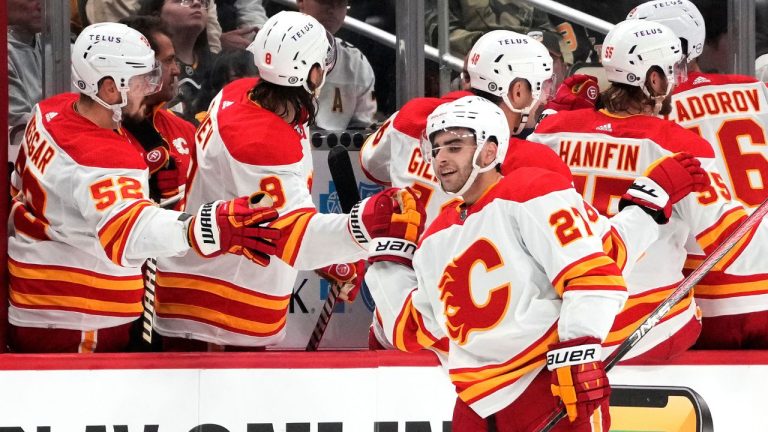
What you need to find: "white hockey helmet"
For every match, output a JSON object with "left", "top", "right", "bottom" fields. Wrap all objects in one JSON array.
[
  {"left": 602, "top": 19, "right": 686, "bottom": 97},
  {"left": 248, "top": 11, "right": 335, "bottom": 94},
  {"left": 627, "top": 0, "right": 705, "bottom": 62},
  {"left": 465, "top": 30, "right": 554, "bottom": 134},
  {"left": 71, "top": 23, "right": 161, "bottom": 121},
  {"left": 422, "top": 96, "right": 510, "bottom": 196}
]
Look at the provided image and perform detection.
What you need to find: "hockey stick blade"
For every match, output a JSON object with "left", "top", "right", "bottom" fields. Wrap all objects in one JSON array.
[
  {"left": 537, "top": 197, "right": 768, "bottom": 432},
  {"left": 306, "top": 146, "right": 362, "bottom": 351}
]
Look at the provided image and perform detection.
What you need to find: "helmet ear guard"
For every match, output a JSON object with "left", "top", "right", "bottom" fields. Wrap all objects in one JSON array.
[{"left": 424, "top": 96, "right": 510, "bottom": 196}]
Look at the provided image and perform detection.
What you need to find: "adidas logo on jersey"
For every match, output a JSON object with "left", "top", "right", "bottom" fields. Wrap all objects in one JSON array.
[
  {"left": 45, "top": 112, "right": 58, "bottom": 122},
  {"left": 596, "top": 123, "right": 612, "bottom": 132},
  {"left": 222, "top": 101, "right": 234, "bottom": 110},
  {"left": 692, "top": 76, "right": 711, "bottom": 86}
]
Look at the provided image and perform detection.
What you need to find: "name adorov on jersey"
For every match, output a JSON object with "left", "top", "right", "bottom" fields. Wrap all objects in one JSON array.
[
  {"left": 671, "top": 88, "right": 762, "bottom": 122},
  {"left": 199, "top": 203, "right": 216, "bottom": 244},
  {"left": 407, "top": 148, "right": 437, "bottom": 183},
  {"left": 24, "top": 118, "right": 56, "bottom": 175},
  {"left": 558, "top": 140, "right": 639, "bottom": 172},
  {"left": 290, "top": 22, "right": 314, "bottom": 42}
]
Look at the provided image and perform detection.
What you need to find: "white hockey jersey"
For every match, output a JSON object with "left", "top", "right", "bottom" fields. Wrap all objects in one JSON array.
[
  {"left": 9, "top": 93, "right": 192, "bottom": 331},
  {"left": 365, "top": 169, "right": 627, "bottom": 417},
  {"left": 667, "top": 71, "right": 768, "bottom": 317},
  {"left": 154, "top": 78, "right": 367, "bottom": 346},
  {"left": 315, "top": 38, "right": 377, "bottom": 130},
  {"left": 530, "top": 108, "right": 757, "bottom": 356}
]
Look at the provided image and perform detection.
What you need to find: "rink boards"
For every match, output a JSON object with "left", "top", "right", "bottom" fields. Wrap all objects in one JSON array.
[{"left": 0, "top": 350, "right": 764, "bottom": 431}]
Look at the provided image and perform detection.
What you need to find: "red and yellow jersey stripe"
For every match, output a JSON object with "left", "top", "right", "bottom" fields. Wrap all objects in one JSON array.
[
  {"left": 98, "top": 199, "right": 154, "bottom": 265},
  {"left": 449, "top": 324, "right": 558, "bottom": 405},
  {"left": 551, "top": 253, "right": 626, "bottom": 297},
  {"left": 392, "top": 289, "right": 445, "bottom": 352},
  {"left": 155, "top": 272, "right": 291, "bottom": 337},
  {"left": 690, "top": 270, "right": 768, "bottom": 300},
  {"left": 602, "top": 227, "right": 628, "bottom": 271},
  {"left": 604, "top": 282, "right": 692, "bottom": 346},
  {"left": 696, "top": 207, "right": 751, "bottom": 259},
  {"left": 269, "top": 207, "right": 317, "bottom": 266},
  {"left": 8, "top": 258, "right": 144, "bottom": 317}
]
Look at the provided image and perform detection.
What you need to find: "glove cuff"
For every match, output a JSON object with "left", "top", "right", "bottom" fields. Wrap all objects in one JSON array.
[
  {"left": 348, "top": 197, "right": 372, "bottom": 247},
  {"left": 547, "top": 337, "right": 602, "bottom": 370},
  {"left": 624, "top": 177, "right": 669, "bottom": 209},
  {"left": 190, "top": 200, "right": 225, "bottom": 257},
  {"left": 368, "top": 237, "right": 417, "bottom": 263}
]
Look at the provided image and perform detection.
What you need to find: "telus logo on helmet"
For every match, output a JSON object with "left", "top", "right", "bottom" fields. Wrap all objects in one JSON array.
[
  {"left": 290, "top": 22, "right": 315, "bottom": 42},
  {"left": 496, "top": 38, "right": 529, "bottom": 45},
  {"left": 653, "top": 0, "right": 684, "bottom": 8},
  {"left": 88, "top": 34, "right": 122, "bottom": 43},
  {"left": 633, "top": 28, "right": 664, "bottom": 38}
]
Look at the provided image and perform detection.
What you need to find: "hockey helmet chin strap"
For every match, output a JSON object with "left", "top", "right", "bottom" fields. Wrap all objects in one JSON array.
[
  {"left": 641, "top": 80, "right": 672, "bottom": 116},
  {"left": 443, "top": 145, "right": 498, "bottom": 197},
  {"left": 92, "top": 91, "right": 129, "bottom": 123}
]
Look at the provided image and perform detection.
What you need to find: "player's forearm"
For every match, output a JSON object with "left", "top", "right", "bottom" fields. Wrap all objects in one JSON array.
[
  {"left": 121, "top": 206, "right": 191, "bottom": 266},
  {"left": 290, "top": 213, "right": 367, "bottom": 270},
  {"left": 608, "top": 205, "right": 660, "bottom": 274},
  {"left": 558, "top": 292, "right": 626, "bottom": 342}
]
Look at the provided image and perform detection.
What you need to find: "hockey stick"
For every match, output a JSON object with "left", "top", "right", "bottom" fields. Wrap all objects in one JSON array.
[
  {"left": 536, "top": 197, "right": 768, "bottom": 432},
  {"left": 306, "top": 146, "right": 361, "bottom": 351}
]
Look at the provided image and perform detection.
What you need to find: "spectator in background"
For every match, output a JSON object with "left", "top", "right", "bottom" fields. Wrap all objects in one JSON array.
[
  {"left": 81, "top": 0, "right": 225, "bottom": 51},
  {"left": 189, "top": 48, "right": 258, "bottom": 121},
  {"left": 425, "top": 0, "right": 555, "bottom": 58},
  {"left": 216, "top": 0, "right": 268, "bottom": 50},
  {"left": 139, "top": 0, "right": 215, "bottom": 123},
  {"left": 691, "top": 0, "right": 729, "bottom": 74},
  {"left": 298, "top": 0, "right": 377, "bottom": 130},
  {"left": 7, "top": 0, "right": 43, "bottom": 164}
]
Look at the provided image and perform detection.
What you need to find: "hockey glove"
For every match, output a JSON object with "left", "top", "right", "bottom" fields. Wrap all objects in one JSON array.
[
  {"left": 547, "top": 336, "right": 609, "bottom": 423},
  {"left": 619, "top": 152, "right": 710, "bottom": 224},
  {"left": 188, "top": 192, "right": 280, "bottom": 266},
  {"left": 545, "top": 74, "right": 600, "bottom": 112},
  {"left": 316, "top": 260, "right": 366, "bottom": 302},
  {"left": 349, "top": 188, "right": 425, "bottom": 266}
]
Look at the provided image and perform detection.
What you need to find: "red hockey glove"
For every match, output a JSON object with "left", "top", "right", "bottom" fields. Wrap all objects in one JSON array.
[
  {"left": 619, "top": 152, "right": 710, "bottom": 224},
  {"left": 547, "top": 336, "right": 609, "bottom": 423},
  {"left": 316, "top": 260, "right": 366, "bottom": 302},
  {"left": 154, "top": 155, "right": 185, "bottom": 200},
  {"left": 349, "top": 188, "right": 425, "bottom": 267},
  {"left": 188, "top": 192, "right": 280, "bottom": 266},
  {"left": 545, "top": 74, "right": 600, "bottom": 112}
]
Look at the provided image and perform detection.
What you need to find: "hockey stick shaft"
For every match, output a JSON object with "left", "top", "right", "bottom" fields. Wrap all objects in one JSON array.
[
  {"left": 307, "top": 146, "right": 361, "bottom": 350},
  {"left": 537, "top": 197, "right": 768, "bottom": 432}
]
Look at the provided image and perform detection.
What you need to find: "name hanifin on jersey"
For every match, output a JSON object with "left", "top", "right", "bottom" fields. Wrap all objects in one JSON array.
[{"left": 558, "top": 140, "right": 640, "bottom": 173}]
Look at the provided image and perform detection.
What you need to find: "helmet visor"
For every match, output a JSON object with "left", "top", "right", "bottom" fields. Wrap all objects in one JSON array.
[
  {"left": 128, "top": 62, "right": 163, "bottom": 96},
  {"left": 537, "top": 76, "right": 556, "bottom": 104},
  {"left": 420, "top": 127, "right": 476, "bottom": 164}
]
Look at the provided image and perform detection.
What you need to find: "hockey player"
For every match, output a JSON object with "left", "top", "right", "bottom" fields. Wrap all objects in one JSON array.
[
  {"left": 7, "top": 22, "right": 280, "bottom": 353},
  {"left": 153, "top": 11, "right": 369, "bottom": 350},
  {"left": 120, "top": 15, "right": 192, "bottom": 209},
  {"left": 529, "top": 18, "right": 755, "bottom": 361},
  {"left": 628, "top": 0, "right": 768, "bottom": 349},
  {"left": 360, "top": 96, "right": 707, "bottom": 432}
]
